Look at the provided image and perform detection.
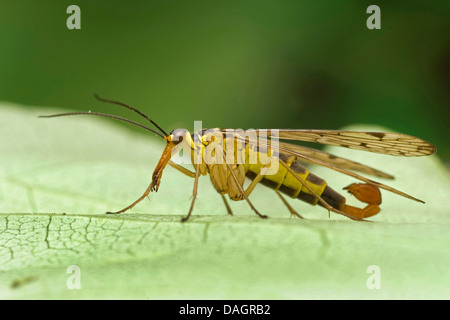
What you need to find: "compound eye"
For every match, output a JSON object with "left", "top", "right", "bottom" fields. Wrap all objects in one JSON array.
[{"left": 170, "top": 128, "right": 187, "bottom": 145}]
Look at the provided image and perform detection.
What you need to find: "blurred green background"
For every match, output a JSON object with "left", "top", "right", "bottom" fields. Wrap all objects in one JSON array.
[{"left": 0, "top": 0, "right": 449, "bottom": 161}]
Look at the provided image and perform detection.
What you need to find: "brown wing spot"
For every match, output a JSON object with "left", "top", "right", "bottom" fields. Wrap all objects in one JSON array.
[{"left": 368, "top": 132, "right": 385, "bottom": 139}]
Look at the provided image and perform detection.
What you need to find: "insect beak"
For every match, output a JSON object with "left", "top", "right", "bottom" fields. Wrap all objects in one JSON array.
[{"left": 150, "top": 140, "right": 175, "bottom": 192}]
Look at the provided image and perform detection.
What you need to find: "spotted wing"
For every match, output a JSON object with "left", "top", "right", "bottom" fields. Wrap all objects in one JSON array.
[
  {"left": 264, "top": 129, "right": 436, "bottom": 157},
  {"left": 224, "top": 130, "right": 430, "bottom": 203},
  {"left": 277, "top": 141, "right": 395, "bottom": 179}
]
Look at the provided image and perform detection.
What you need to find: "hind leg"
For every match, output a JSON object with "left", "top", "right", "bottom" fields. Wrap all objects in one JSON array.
[{"left": 275, "top": 190, "right": 304, "bottom": 219}]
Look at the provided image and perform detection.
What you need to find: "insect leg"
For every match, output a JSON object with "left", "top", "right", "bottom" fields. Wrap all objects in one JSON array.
[
  {"left": 181, "top": 151, "right": 202, "bottom": 222},
  {"left": 170, "top": 158, "right": 233, "bottom": 217},
  {"left": 107, "top": 142, "right": 176, "bottom": 214},
  {"left": 221, "top": 194, "right": 233, "bottom": 215},
  {"left": 106, "top": 181, "right": 155, "bottom": 214},
  {"left": 242, "top": 159, "right": 274, "bottom": 198},
  {"left": 279, "top": 159, "right": 365, "bottom": 221},
  {"left": 275, "top": 190, "right": 304, "bottom": 219},
  {"left": 243, "top": 157, "right": 302, "bottom": 218},
  {"left": 220, "top": 150, "right": 267, "bottom": 219},
  {"left": 168, "top": 160, "right": 196, "bottom": 178}
]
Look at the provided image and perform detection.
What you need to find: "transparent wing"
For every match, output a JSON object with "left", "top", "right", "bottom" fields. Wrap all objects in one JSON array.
[
  {"left": 258, "top": 129, "right": 437, "bottom": 157},
  {"left": 224, "top": 131, "right": 425, "bottom": 203},
  {"left": 277, "top": 141, "right": 395, "bottom": 179}
]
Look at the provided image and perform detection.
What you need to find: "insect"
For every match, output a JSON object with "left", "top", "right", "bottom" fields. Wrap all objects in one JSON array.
[{"left": 40, "top": 95, "right": 436, "bottom": 222}]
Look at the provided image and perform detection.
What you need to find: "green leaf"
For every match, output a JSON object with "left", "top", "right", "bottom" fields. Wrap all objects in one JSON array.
[{"left": 1, "top": 102, "right": 449, "bottom": 299}]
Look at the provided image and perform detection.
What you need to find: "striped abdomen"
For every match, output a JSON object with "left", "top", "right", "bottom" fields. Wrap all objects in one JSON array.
[{"left": 245, "top": 152, "right": 346, "bottom": 210}]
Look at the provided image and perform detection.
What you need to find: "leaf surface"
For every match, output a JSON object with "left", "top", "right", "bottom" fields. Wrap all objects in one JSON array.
[{"left": 1, "top": 103, "right": 449, "bottom": 299}]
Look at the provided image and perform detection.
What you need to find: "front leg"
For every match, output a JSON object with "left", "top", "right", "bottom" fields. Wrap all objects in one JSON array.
[
  {"left": 181, "top": 150, "right": 203, "bottom": 222},
  {"left": 106, "top": 180, "right": 155, "bottom": 214},
  {"left": 168, "top": 161, "right": 196, "bottom": 178},
  {"left": 107, "top": 141, "right": 175, "bottom": 214}
]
